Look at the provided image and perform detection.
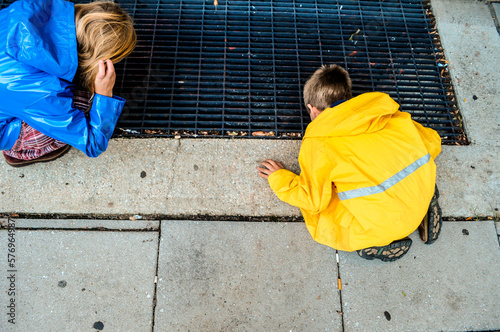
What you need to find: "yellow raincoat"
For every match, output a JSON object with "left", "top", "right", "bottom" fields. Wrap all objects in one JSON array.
[{"left": 268, "top": 92, "right": 441, "bottom": 251}]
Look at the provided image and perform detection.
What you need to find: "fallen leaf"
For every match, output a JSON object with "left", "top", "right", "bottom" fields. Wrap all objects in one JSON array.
[
  {"left": 348, "top": 51, "right": 357, "bottom": 57},
  {"left": 466, "top": 217, "right": 473, "bottom": 220},
  {"left": 317, "top": 295, "right": 321, "bottom": 300},
  {"left": 252, "top": 131, "right": 275, "bottom": 137}
]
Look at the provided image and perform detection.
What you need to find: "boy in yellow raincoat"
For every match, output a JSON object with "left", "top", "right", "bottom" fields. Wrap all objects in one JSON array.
[{"left": 258, "top": 65, "right": 442, "bottom": 262}]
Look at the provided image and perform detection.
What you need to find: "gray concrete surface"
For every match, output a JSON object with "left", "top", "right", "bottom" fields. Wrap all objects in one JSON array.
[
  {"left": 0, "top": 219, "right": 499, "bottom": 331},
  {"left": 0, "top": 228, "right": 158, "bottom": 332},
  {"left": 154, "top": 221, "right": 341, "bottom": 331},
  {"left": 339, "top": 221, "right": 500, "bottom": 332},
  {"left": 0, "top": 139, "right": 300, "bottom": 217},
  {"left": 436, "top": 146, "right": 499, "bottom": 217},
  {"left": 1, "top": 139, "right": 498, "bottom": 218}
]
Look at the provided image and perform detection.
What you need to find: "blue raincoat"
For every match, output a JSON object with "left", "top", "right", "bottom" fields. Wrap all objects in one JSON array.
[{"left": 0, "top": 0, "right": 125, "bottom": 157}]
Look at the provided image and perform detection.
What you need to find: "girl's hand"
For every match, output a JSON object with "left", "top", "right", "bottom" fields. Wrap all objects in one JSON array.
[
  {"left": 258, "top": 159, "right": 285, "bottom": 179},
  {"left": 94, "top": 60, "right": 115, "bottom": 98}
]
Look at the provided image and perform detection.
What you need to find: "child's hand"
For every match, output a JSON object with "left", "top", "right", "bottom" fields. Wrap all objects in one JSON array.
[
  {"left": 258, "top": 159, "right": 285, "bottom": 179},
  {"left": 94, "top": 59, "right": 115, "bottom": 98}
]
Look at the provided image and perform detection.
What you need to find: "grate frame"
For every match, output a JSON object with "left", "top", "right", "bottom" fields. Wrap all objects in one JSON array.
[{"left": 0, "top": 0, "right": 467, "bottom": 144}]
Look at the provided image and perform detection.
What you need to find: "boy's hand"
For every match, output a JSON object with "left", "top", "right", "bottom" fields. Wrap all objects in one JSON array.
[
  {"left": 94, "top": 59, "right": 115, "bottom": 98},
  {"left": 258, "top": 159, "right": 285, "bottom": 179}
]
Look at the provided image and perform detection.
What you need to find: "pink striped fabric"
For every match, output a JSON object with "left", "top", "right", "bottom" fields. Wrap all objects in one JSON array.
[{"left": 3, "top": 90, "right": 92, "bottom": 161}]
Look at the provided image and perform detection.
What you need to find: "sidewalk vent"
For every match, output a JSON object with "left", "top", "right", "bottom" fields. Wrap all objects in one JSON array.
[{"left": 1, "top": 0, "right": 466, "bottom": 144}]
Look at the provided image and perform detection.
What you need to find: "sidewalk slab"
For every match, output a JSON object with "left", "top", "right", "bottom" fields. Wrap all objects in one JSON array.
[
  {"left": 339, "top": 221, "right": 500, "bottom": 332},
  {"left": 436, "top": 146, "right": 499, "bottom": 217},
  {"left": 0, "top": 139, "right": 301, "bottom": 217},
  {"left": 0, "top": 228, "right": 158, "bottom": 332},
  {"left": 1, "top": 140, "right": 498, "bottom": 218},
  {"left": 154, "top": 221, "right": 341, "bottom": 331}
]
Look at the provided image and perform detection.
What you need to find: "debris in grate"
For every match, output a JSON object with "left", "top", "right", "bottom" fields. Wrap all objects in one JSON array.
[{"left": 0, "top": 0, "right": 467, "bottom": 144}]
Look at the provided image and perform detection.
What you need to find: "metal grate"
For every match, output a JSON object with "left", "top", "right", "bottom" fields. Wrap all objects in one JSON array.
[{"left": 1, "top": 0, "right": 466, "bottom": 144}]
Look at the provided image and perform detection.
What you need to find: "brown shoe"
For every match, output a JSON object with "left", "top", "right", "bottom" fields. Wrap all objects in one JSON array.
[
  {"left": 357, "top": 237, "right": 412, "bottom": 262},
  {"left": 3, "top": 145, "right": 71, "bottom": 168},
  {"left": 419, "top": 186, "right": 442, "bottom": 244}
]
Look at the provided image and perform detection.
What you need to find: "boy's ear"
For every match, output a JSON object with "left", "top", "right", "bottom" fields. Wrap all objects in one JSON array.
[{"left": 308, "top": 104, "right": 321, "bottom": 120}]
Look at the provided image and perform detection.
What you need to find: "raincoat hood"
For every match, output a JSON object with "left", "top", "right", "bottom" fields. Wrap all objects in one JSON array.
[
  {"left": 304, "top": 92, "right": 400, "bottom": 138},
  {"left": 3, "top": 0, "right": 78, "bottom": 81}
]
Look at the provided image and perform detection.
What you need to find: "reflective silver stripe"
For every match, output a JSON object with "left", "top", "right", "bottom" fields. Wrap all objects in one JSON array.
[{"left": 337, "top": 153, "right": 431, "bottom": 201}]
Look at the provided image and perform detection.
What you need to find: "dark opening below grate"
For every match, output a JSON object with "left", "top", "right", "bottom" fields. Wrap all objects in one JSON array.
[{"left": 1, "top": 0, "right": 466, "bottom": 144}]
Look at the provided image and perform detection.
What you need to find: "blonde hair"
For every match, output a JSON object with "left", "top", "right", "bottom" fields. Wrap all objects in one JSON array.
[
  {"left": 303, "top": 64, "right": 352, "bottom": 112},
  {"left": 74, "top": 1, "right": 137, "bottom": 94}
]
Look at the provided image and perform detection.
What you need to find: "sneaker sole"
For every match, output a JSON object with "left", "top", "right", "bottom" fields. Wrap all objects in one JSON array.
[
  {"left": 358, "top": 238, "right": 413, "bottom": 262},
  {"left": 421, "top": 185, "right": 442, "bottom": 245}
]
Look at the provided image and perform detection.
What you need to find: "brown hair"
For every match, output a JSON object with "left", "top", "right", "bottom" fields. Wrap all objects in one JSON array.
[
  {"left": 303, "top": 64, "right": 352, "bottom": 112},
  {"left": 74, "top": 1, "right": 137, "bottom": 94}
]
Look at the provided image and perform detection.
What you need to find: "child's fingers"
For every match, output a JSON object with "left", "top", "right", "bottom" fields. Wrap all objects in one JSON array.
[
  {"left": 105, "top": 59, "right": 115, "bottom": 76},
  {"left": 258, "top": 171, "right": 269, "bottom": 179},
  {"left": 261, "top": 159, "right": 278, "bottom": 169},
  {"left": 261, "top": 159, "right": 284, "bottom": 171},
  {"left": 257, "top": 166, "right": 270, "bottom": 174},
  {"left": 96, "top": 60, "right": 106, "bottom": 79},
  {"left": 266, "top": 159, "right": 279, "bottom": 168},
  {"left": 259, "top": 161, "right": 272, "bottom": 169}
]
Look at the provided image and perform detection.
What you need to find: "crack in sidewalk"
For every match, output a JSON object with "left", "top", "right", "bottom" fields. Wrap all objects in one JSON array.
[{"left": 164, "top": 139, "right": 182, "bottom": 214}]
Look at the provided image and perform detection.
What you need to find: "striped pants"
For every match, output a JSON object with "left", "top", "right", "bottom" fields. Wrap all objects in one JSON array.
[{"left": 3, "top": 90, "right": 91, "bottom": 161}]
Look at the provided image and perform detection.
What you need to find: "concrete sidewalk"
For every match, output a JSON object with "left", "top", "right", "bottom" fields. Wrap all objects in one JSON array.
[
  {"left": 1, "top": 0, "right": 499, "bottom": 331},
  {"left": 0, "top": 219, "right": 499, "bottom": 331}
]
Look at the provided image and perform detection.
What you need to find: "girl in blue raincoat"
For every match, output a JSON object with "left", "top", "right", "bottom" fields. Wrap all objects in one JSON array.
[{"left": 0, "top": 0, "right": 136, "bottom": 166}]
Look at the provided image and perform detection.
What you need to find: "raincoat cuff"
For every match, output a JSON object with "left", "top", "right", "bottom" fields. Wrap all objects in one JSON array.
[
  {"left": 0, "top": 118, "right": 22, "bottom": 150},
  {"left": 95, "top": 94, "right": 126, "bottom": 104},
  {"left": 268, "top": 168, "right": 297, "bottom": 192}
]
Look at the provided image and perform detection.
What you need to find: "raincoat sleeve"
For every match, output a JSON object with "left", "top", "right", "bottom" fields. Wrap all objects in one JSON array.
[
  {"left": 21, "top": 91, "right": 125, "bottom": 158},
  {"left": 412, "top": 120, "right": 441, "bottom": 160},
  {"left": 267, "top": 139, "right": 333, "bottom": 214},
  {"left": 0, "top": 116, "right": 22, "bottom": 150}
]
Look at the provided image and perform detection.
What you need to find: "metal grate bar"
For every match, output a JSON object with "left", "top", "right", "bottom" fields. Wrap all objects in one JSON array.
[{"left": 0, "top": 0, "right": 466, "bottom": 143}]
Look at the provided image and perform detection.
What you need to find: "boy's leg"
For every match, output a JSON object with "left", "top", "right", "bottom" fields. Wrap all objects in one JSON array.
[
  {"left": 418, "top": 185, "right": 442, "bottom": 244},
  {"left": 357, "top": 237, "right": 412, "bottom": 262}
]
